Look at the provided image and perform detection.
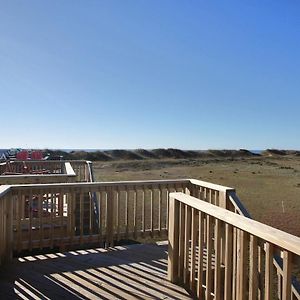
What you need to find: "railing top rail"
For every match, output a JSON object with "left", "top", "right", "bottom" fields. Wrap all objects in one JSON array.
[
  {"left": 170, "top": 192, "right": 300, "bottom": 256},
  {"left": 6, "top": 178, "right": 191, "bottom": 190},
  {"left": 6, "top": 160, "right": 90, "bottom": 163},
  {"left": 0, "top": 173, "right": 75, "bottom": 179},
  {"left": 0, "top": 162, "right": 77, "bottom": 178},
  {"left": 0, "top": 177, "right": 239, "bottom": 195},
  {"left": 189, "top": 178, "right": 235, "bottom": 192}
]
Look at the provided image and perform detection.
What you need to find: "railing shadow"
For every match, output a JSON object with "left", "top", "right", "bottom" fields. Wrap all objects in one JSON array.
[{"left": 0, "top": 243, "right": 192, "bottom": 299}]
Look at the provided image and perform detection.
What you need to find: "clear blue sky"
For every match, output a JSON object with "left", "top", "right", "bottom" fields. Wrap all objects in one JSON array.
[{"left": 1, "top": 1, "right": 299, "bottom": 149}]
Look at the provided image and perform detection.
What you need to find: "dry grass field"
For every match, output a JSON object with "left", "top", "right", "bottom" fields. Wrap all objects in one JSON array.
[{"left": 93, "top": 155, "right": 300, "bottom": 237}]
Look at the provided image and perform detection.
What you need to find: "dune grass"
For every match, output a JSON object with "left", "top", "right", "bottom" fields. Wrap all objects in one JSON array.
[{"left": 92, "top": 155, "right": 300, "bottom": 237}]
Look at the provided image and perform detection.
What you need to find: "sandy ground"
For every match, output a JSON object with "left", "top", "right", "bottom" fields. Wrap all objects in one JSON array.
[{"left": 92, "top": 156, "right": 300, "bottom": 237}]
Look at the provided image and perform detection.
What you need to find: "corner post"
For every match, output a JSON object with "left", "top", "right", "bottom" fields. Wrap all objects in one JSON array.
[{"left": 168, "top": 194, "right": 180, "bottom": 282}]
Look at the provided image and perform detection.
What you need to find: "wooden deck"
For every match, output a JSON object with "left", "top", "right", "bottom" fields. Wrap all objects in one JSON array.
[{"left": 0, "top": 242, "right": 192, "bottom": 299}]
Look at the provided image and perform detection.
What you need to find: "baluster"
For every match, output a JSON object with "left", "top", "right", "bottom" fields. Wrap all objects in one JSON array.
[
  {"left": 206, "top": 214, "right": 213, "bottom": 300},
  {"left": 158, "top": 187, "right": 162, "bottom": 234},
  {"left": 89, "top": 189, "right": 92, "bottom": 237},
  {"left": 28, "top": 190, "right": 33, "bottom": 251},
  {"left": 249, "top": 235, "right": 258, "bottom": 300},
  {"left": 50, "top": 191, "right": 55, "bottom": 249},
  {"left": 190, "top": 207, "right": 197, "bottom": 293},
  {"left": 232, "top": 227, "right": 237, "bottom": 299},
  {"left": 277, "top": 270, "right": 282, "bottom": 300},
  {"left": 178, "top": 202, "right": 185, "bottom": 278},
  {"left": 142, "top": 186, "right": 146, "bottom": 236},
  {"left": 99, "top": 190, "right": 104, "bottom": 246},
  {"left": 184, "top": 205, "right": 191, "bottom": 285},
  {"left": 265, "top": 242, "right": 274, "bottom": 299},
  {"left": 69, "top": 192, "right": 76, "bottom": 246},
  {"left": 116, "top": 188, "right": 120, "bottom": 241},
  {"left": 38, "top": 190, "right": 43, "bottom": 249},
  {"left": 59, "top": 190, "right": 64, "bottom": 250},
  {"left": 125, "top": 187, "right": 129, "bottom": 239},
  {"left": 197, "top": 211, "right": 204, "bottom": 299},
  {"left": 79, "top": 191, "right": 84, "bottom": 245},
  {"left": 282, "top": 250, "right": 292, "bottom": 300},
  {"left": 166, "top": 186, "right": 170, "bottom": 230},
  {"left": 215, "top": 190, "right": 219, "bottom": 207},
  {"left": 224, "top": 223, "right": 233, "bottom": 300},
  {"left": 258, "top": 242, "right": 263, "bottom": 299},
  {"left": 17, "top": 191, "right": 22, "bottom": 252},
  {"left": 150, "top": 188, "right": 154, "bottom": 237},
  {"left": 133, "top": 187, "right": 137, "bottom": 239},
  {"left": 237, "top": 230, "right": 248, "bottom": 299},
  {"left": 209, "top": 189, "right": 212, "bottom": 204},
  {"left": 214, "top": 218, "right": 221, "bottom": 300},
  {"left": 106, "top": 187, "right": 114, "bottom": 247}
]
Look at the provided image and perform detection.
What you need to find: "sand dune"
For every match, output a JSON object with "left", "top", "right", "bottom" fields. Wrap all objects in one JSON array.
[{"left": 44, "top": 148, "right": 300, "bottom": 161}]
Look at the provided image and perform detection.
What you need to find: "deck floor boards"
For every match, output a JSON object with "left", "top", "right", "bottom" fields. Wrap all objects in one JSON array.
[{"left": 0, "top": 242, "right": 192, "bottom": 299}]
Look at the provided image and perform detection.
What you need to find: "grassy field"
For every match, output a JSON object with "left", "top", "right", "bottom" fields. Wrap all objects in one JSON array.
[{"left": 93, "top": 155, "right": 300, "bottom": 237}]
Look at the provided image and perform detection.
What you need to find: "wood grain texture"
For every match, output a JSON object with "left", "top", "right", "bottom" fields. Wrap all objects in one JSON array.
[{"left": 0, "top": 243, "right": 192, "bottom": 299}]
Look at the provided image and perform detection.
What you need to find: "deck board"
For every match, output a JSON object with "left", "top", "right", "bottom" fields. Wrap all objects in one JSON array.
[{"left": 0, "top": 242, "right": 192, "bottom": 299}]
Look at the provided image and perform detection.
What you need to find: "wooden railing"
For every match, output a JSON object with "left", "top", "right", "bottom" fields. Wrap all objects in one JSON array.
[
  {"left": 0, "top": 160, "right": 65, "bottom": 175},
  {"left": 1, "top": 175, "right": 299, "bottom": 299},
  {"left": 188, "top": 179, "right": 235, "bottom": 209},
  {"left": 168, "top": 192, "right": 300, "bottom": 299},
  {"left": 0, "top": 178, "right": 253, "bottom": 264},
  {"left": 69, "top": 160, "right": 93, "bottom": 182},
  {"left": 0, "top": 185, "right": 12, "bottom": 265},
  {"left": 0, "top": 179, "right": 191, "bottom": 261},
  {"left": 0, "top": 160, "right": 91, "bottom": 185}
]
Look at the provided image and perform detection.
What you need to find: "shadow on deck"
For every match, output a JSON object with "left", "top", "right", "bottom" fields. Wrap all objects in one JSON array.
[{"left": 0, "top": 242, "right": 192, "bottom": 299}]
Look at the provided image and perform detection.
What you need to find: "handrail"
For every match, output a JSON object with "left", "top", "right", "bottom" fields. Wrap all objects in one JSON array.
[
  {"left": 0, "top": 160, "right": 90, "bottom": 184},
  {"left": 0, "top": 178, "right": 192, "bottom": 261},
  {"left": 170, "top": 192, "right": 300, "bottom": 255},
  {"left": 7, "top": 178, "right": 191, "bottom": 190},
  {"left": 8, "top": 159, "right": 89, "bottom": 163},
  {"left": 189, "top": 178, "right": 235, "bottom": 193},
  {"left": 168, "top": 192, "right": 300, "bottom": 299},
  {"left": 1, "top": 174, "right": 299, "bottom": 299},
  {"left": 176, "top": 180, "right": 300, "bottom": 298},
  {"left": 0, "top": 177, "right": 232, "bottom": 264},
  {"left": 227, "top": 190, "right": 299, "bottom": 298},
  {"left": 0, "top": 162, "right": 77, "bottom": 185},
  {"left": 188, "top": 179, "right": 249, "bottom": 215}
]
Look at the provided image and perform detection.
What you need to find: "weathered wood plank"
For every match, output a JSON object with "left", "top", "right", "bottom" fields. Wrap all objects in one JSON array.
[{"left": 0, "top": 243, "right": 192, "bottom": 299}]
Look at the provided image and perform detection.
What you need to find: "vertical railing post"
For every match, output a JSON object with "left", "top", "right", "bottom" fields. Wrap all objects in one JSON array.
[
  {"left": 219, "top": 189, "right": 229, "bottom": 209},
  {"left": 5, "top": 193, "right": 13, "bottom": 262},
  {"left": 106, "top": 187, "right": 114, "bottom": 247},
  {"left": 0, "top": 194, "right": 4, "bottom": 265},
  {"left": 282, "top": 250, "right": 292, "bottom": 300},
  {"left": 168, "top": 194, "right": 180, "bottom": 282}
]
